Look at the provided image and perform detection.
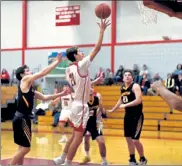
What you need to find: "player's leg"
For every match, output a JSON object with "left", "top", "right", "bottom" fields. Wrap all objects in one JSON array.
[
  {"left": 58, "top": 121, "right": 67, "bottom": 143},
  {"left": 124, "top": 116, "right": 137, "bottom": 165},
  {"left": 58, "top": 110, "right": 71, "bottom": 143},
  {"left": 80, "top": 133, "right": 91, "bottom": 165},
  {"left": 132, "top": 114, "right": 147, "bottom": 165},
  {"left": 53, "top": 129, "right": 75, "bottom": 165},
  {"left": 10, "top": 117, "right": 31, "bottom": 165},
  {"left": 96, "top": 135, "right": 107, "bottom": 165},
  {"left": 64, "top": 106, "right": 89, "bottom": 165}
]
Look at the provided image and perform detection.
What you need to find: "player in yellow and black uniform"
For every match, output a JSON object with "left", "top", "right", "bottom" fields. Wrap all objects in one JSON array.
[
  {"left": 80, "top": 88, "right": 108, "bottom": 165},
  {"left": 107, "top": 69, "right": 147, "bottom": 166},
  {"left": 10, "top": 54, "right": 70, "bottom": 165}
]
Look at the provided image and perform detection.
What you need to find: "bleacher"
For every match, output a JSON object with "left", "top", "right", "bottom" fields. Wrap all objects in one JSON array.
[
  {"left": 1, "top": 86, "right": 18, "bottom": 108},
  {"left": 38, "top": 86, "right": 182, "bottom": 136}
]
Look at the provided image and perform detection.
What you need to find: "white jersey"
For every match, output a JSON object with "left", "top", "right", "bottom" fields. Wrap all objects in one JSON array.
[
  {"left": 66, "top": 56, "right": 91, "bottom": 103},
  {"left": 61, "top": 94, "right": 72, "bottom": 110}
]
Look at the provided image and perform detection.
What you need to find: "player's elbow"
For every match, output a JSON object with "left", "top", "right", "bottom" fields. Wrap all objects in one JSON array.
[
  {"left": 136, "top": 98, "right": 142, "bottom": 104},
  {"left": 173, "top": 103, "right": 182, "bottom": 111}
]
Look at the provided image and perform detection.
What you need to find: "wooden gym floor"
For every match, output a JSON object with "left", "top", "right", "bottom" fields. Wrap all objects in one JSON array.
[{"left": 1, "top": 121, "right": 182, "bottom": 165}]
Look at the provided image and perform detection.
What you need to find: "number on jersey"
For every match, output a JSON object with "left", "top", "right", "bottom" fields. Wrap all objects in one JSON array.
[
  {"left": 69, "top": 73, "right": 76, "bottom": 86},
  {"left": 123, "top": 96, "right": 128, "bottom": 103}
]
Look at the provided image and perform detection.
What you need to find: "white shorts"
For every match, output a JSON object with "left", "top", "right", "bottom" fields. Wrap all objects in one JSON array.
[
  {"left": 69, "top": 100, "right": 89, "bottom": 131},
  {"left": 59, "top": 109, "right": 71, "bottom": 123}
]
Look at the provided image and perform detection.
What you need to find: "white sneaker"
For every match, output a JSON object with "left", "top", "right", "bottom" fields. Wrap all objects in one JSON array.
[
  {"left": 129, "top": 161, "right": 138, "bottom": 166},
  {"left": 53, "top": 157, "right": 65, "bottom": 165},
  {"left": 101, "top": 161, "right": 108, "bottom": 165},
  {"left": 58, "top": 136, "right": 68, "bottom": 143},
  {"left": 139, "top": 159, "right": 147, "bottom": 165}
]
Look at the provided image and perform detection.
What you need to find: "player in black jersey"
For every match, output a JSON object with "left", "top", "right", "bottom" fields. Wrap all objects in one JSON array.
[
  {"left": 107, "top": 70, "right": 147, "bottom": 166},
  {"left": 10, "top": 53, "right": 70, "bottom": 165},
  {"left": 80, "top": 88, "right": 108, "bottom": 165}
]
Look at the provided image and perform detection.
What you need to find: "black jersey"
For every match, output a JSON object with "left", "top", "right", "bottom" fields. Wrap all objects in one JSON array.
[
  {"left": 121, "top": 83, "right": 143, "bottom": 116},
  {"left": 87, "top": 96, "right": 100, "bottom": 128},
  {"left": 17, "top": 84, "right": 35, "bottom": 116}
]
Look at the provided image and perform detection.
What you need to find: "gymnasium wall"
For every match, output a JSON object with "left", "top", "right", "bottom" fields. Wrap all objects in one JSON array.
[{"left": 1, "top": 1, "right": 182, "bottom": 80}]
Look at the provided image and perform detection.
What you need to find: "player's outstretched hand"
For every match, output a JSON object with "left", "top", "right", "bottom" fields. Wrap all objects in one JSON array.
[
  {"left": 61, "top": 87, "right": 70, "bottom": 96},
  {"left": 96, "top": 75, "right": 104, "bottom": 84},
  {"left": 56, "top": 52, "right": 62, "bottom": 63},
  {"left": 97, "top": 19, "right": 111, "bottom": 32},
  {"left": 151, "top": 80, "right": 163, "bottom": 91},
  {"left": 106, "top": 109, "right": 113, "bottom": 113}
]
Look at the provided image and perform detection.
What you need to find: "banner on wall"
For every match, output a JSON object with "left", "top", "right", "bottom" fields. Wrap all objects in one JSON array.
[
  {"left": 55, "top": 5, "right": 80, "bottom": 26},
  {"left": 48, "top": 52, "right": 71, "bottom": 76}
]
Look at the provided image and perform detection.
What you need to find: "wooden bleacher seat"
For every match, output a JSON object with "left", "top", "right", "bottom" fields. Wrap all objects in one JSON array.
[
  {"left": 37, "top": 85, "right": 182, "bottom": 135},
  {"left": 1, "top": 86, "right": 18, "bottom": 106}
]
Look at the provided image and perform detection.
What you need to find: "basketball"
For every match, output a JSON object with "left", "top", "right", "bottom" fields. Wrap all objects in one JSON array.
[{"left": 95, "top": 3, "right": 111, "bottom": 19}]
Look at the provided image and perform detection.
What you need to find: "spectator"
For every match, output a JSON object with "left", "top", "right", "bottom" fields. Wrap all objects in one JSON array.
[
  {"left": 49, "top": 88, "right": 62, "bottom": 127},
  {"left": 104, "top": 68, "right": 113, "bottom": 85},
  {"left": 95, "top": 67, "right": 105, "bottom": 79},
  {"left": 165, "top": 73, "right": 175, "bottom": 93},
  {"left": 176, "top": 74, "right": 182, "bottom": 96},
  {"left": 139, "top": 74, "right": 150, "bottom": 95},
  {"left": 33, "top": 101, "right": 50, "bottom": 124},
  {"left": 114, "top": 65, "right": 124, "bottom": 83},
  {"left": 173, "top": 64, "right": 182, "bottom": 75},
  {"left": 11, "top": 69, "right": 18, "bottom": 85},
  {"left": 147, "top": 73, "right": 163, "bottom": 96},
  {"left": 132, "top": 64, "right": 140, "bottom": 83},
  {"left": 1, "top": 69, "right": 10, "bottom": 85},
  {"left": 139, "top": 64, "right": 149, "bottom": 76}
]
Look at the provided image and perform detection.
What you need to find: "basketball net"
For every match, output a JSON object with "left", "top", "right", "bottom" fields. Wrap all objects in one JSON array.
[{"left": 137, "top": 1, "right": 158, "bottom": 25}]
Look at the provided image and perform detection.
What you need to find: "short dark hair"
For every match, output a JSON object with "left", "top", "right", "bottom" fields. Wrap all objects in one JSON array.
[
  {"left": 66, "top": 46, "right": 78, "bottom": 62},
  {"left": 123, "top": 69, "right": 134, "bottom": 78},
  {"left": 15, "top": 65, "right": 28, "bottom": 81}
]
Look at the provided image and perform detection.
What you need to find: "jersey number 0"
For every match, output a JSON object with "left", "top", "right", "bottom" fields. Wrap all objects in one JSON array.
[
  {"left": 69, "top": 73, "right": 76, "bottom": 86},
  {"left": 123, "top": 96, "right": 128, "bottom": 103}
]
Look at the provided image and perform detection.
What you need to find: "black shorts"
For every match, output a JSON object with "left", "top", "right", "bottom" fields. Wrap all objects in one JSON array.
[
  {"left": 124, "top": 113, "right": 144, "bottom": 140},
  {"left": 84, "top": 125, "right": 103, "bottom": 140},
  {"left": 12, "top": 115, "right": 32, "bottom": 147}
]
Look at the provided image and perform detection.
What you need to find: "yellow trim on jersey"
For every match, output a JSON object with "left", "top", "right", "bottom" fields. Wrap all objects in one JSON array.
[
  {"left": 121, "top": 91, "right": 130, "bottom": 97},
  {"left": 22, "top": 95, "right": 29, "bottom": 108}
]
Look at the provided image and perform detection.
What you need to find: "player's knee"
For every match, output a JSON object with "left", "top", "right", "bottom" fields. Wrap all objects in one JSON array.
[
  {"left": 21, "top": 147, "right": 30, "bottom": 155},
  {"left": 84, "top": 136, "right": 90, "bottom": 144},
  {"left": 132, "top": 139, "right": 139, "bottom": 145},
  {"left": 97, "top": 136, "right": 105, "bottom": 145}
]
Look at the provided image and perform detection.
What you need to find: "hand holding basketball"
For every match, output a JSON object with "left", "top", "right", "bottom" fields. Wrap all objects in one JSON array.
[{"left": 97, "top": 19, "right": 111, "bottom": 32}]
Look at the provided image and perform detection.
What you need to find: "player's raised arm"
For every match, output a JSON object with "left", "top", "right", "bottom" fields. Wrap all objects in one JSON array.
[
  {"left": 88, "top": 19, "right": 110, "bottom": 62},
  {"left": 152, "top": 81, "right": 182, "bottom": 111},
  {"left": 24, "top": 53, "right": 62, "bottom": 83}
]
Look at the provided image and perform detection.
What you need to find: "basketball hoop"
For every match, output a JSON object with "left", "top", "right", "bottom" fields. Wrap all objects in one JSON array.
[{"left": 136, "top": 1, "right": 158, "bottom": 25}]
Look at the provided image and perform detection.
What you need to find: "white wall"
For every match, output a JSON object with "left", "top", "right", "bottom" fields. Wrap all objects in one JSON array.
[
  {"left": 1, "top": 51, "right": 22, "bottom": 75},
  {"left": 27, "top": 1, "right": 111, "bottom": 47},
  {"left": 25, "top": 46, "right": 111, "bottom": 79},
  {"left": 116, "top": 1, "right": 182, "bottom": 42},
  {"left": 115, "top": 43, "right": 182, "bottom": 79},
  {"left": 1, "top": 1, "right": 22, "bottom": 49}
]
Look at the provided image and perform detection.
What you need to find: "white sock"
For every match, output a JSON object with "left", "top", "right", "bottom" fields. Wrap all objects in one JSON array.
[
  {"left": 65, "top": 159, "right": 72, "bottom": 165},
  {"left": 61, "top": 152, "right": 67, "bottom": 160},
  {"left": 85, "top": 151, "right": 90, "bottom": 157},
  {"left": 102, "top": 157, "right": 107, "bottom": 163}
]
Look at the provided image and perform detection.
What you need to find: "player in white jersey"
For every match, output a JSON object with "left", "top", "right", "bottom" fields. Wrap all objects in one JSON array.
[
  {"left": 58, "top": 84, "right": 73, "bottom": 143},
  {"left": 53, "top": 19, "right": 110, "bottom": 165}
]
